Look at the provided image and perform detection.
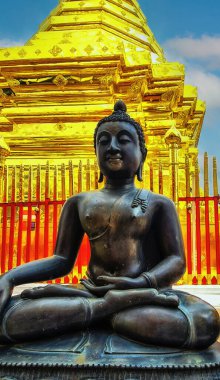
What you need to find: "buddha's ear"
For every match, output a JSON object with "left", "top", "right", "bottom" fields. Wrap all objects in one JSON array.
[
  {"left": 98, "top": 171, "right": 104, "bottom": 183},
  {"left": 137, "top": 162, "right": 143, "bottom": 182}
]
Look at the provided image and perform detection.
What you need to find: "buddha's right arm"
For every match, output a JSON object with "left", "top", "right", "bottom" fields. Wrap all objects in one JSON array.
[
  {"left": 3, "top": 256, "right": 72, "bottom": 286},
  {"left": 4, "top": 196, "right": 84, "bottom": 286}
]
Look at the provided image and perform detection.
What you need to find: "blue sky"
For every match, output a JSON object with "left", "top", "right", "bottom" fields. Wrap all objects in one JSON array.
[{"left": 0, "top": 0, "right": 219, "bottom": 184}]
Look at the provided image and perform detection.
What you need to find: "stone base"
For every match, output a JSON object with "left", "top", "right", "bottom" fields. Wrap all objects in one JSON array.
[
  {"left": 0, "top": 366, "right": 220, "bottom": 379},
  {"left": 0, "top": 329, "right": 220, "bottom": 379}
]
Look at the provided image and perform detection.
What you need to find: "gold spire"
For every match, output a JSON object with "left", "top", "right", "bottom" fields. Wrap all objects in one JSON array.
[
  {"left": 34, "top": 0, "right": 164, "bottom": 59},
  {"left": 0, "top": 0, "right": 206, "bottom": 202},
  {"left": 0, "top": 0, "right": 164, "bottom": 67}
]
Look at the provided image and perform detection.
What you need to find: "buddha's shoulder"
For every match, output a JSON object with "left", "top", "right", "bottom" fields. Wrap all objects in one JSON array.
[
  {"left": 144, "top": 190, "right": 176, "bottom": 209},
  {"left": 64, "top": 190, "right": 101, "bottom": 205}
]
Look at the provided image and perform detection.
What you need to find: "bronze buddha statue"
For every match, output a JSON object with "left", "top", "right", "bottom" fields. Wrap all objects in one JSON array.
[{"left": 0, "top": 100, "right": 219, "bottom": 348}]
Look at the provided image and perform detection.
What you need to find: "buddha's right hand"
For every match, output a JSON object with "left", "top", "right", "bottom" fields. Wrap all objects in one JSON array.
[
  {"left": 21, "top": 284, "right": 94, "bottom": 299},
  {"left": 0, "top": 275, "right": 13, "bottom": 316}
]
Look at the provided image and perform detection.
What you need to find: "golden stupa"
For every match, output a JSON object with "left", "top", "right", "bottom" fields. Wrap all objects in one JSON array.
[{"left": 0, "top": 0, "right": 205, "bottom": 201}]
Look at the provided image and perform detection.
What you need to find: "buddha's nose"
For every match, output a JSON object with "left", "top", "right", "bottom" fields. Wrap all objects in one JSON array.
[{"left": 107, "top": 137, "right": 120, "bottom": 153}]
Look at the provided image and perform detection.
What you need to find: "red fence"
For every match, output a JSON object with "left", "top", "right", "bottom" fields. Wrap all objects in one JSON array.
[
  {"left": 0, "top": 200, "right": 90, "bottom": 284},
  {"left": 0, "top": 196, "right": 220, "bottom": 285},
  {"left": 179, "top": 196, "right": 220, "bottom": 285}
]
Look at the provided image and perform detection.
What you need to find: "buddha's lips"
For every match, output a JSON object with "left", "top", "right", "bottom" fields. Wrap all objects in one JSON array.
[{"left": 106, "top": 155, "right": 122, "bottom": 161}]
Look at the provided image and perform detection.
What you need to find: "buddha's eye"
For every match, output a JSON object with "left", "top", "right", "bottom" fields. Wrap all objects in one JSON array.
[
  {"left": 98, "top": 136, "right": 109, "bottom": 145},
  {"left": 119, "top": 136, "right": 132, "bottom": 144}
]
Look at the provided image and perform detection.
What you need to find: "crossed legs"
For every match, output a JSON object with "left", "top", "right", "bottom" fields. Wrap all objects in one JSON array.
[{"left": 0, "top": 288, "right": 219, "bottom": 348}]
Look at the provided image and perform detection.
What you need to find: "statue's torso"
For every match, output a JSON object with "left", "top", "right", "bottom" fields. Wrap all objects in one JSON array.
[{"left": 78, "top": 189, "right": 160, "bottom": 283}]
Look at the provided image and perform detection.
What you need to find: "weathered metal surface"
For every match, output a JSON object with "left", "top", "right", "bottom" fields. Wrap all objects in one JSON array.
[
  {"left": 0, "top": 329, "right": 220, "bottom": 369},
  {"left": 0, "top": 329, "right": 220, "bottom": 379}
]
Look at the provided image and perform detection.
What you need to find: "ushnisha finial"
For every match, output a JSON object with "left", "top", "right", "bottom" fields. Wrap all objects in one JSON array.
[{"left": 113, "top": 99, "right": 127, "bottom": 113}]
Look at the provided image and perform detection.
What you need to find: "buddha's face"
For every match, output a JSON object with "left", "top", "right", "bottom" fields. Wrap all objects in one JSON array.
[{"left": 96, "top": 121, "right": 142, "bottom": 179}]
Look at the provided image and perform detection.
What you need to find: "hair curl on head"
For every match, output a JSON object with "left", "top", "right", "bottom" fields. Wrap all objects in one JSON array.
[{"left": 94, "top": 100, "right": 147, "bottom": 161}]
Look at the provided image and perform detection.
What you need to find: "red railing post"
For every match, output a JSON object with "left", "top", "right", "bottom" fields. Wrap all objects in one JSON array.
[
  {"left": 8, "top": 204, "right": 15, "bottom": 270},
  {"left": 214, "top": 197, "right": 220, "bottom": 275},
  {"left": 1, "top": 204, "right": 7, "bottom": 274},
  {"left": 35, "top": 206, "right": 40, "bottom": 261},
  {"left": 44, "top": 198, "right": 49, "bottom": 258},
  {"left": 53, "top": 203, "right": 58, "bottom": 251},
  {"left": 205, "top": 198, "right": 211, "bottom": 275},
  {"left": 17, "top": 205, "right": 23, "bottom": 266},
  {"left": 186, "top": 200, "right": 192, "bottom": 275},
  {"left": 195, "top": 198, "right": 202, "bottom": 275},
  {"left": 26, "top": 203, "right": 32, "bottom": 263}
]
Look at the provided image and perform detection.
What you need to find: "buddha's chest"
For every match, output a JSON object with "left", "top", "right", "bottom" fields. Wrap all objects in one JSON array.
[{"left": 79, "top": 192, "right": 151, "bottom": 240}]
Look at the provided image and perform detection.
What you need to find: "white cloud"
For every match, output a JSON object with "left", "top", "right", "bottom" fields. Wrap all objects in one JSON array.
[
  {"left": 163, "top": 34, "right": 220, "bottom": 173},
  {"left": 162, "top": 35, "right": 220, "bottom": 109},
  {"left": 185, "top": 68, "right": 220, "bottom": 108},
  {"left": 0, "top": 38, "right": 25, "bottom": 48},
  {"left": 164, "top": 35, "right": 220, "bottom": 69}
]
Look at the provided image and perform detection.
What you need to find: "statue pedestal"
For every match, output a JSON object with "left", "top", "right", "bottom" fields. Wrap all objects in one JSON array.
[{"left": 0, "top": 328, "right": 220, "bottom": 379}]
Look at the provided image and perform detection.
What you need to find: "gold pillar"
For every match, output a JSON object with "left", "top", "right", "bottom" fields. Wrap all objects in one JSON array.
[
  {"left": 45, "top": 161, "right": 50, "bottom": 199},
  {"left": 195, "top": 157, "right": 200, "bottom": 197},
  {"left": 158, "top": 161, "right": 163, "bottom": 194},
  {"left": 213, "top": 156, "right": 218, "bottom": 196},
  {"left": 164, "top": 126, "right": 182, "bottom": 204},
  {"left": 94, "top": 161, "right": 98, "bottom": 190},
  {"left": 204, "top": 152, "right": 209, "bottom": 197},
  {"left": 86, "top": 159, "right": 91, "bottom": 191},
  {"left": 185, "top": 155, "right": 190, "bottom": 197},
  {"left": 68, "top": 160, "right": 74, "bottom": 197},
  {"left": 0, "top": 137, "right": 10, "bottom": 201},
  {"left": 78, "top": 161, "right": 82, "bottom": 193}
]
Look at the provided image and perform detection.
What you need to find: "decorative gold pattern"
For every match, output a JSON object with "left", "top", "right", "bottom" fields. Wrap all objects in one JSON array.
[
  {"left": 70, "top": 47, "right": 77, "bottom": 54},
  {"left": 84, "top": 45, "right": 94, "bottom": 55},
  {"left": 99, "top": 69, "right": 115, "bottom": 88},
  {"left": 59, "top": 39, "right": 71, "bottom": 44},
  {"left": 53, "top": 74, "right": 68, "bottom": 88},
  {"left": 18, "top": 49, "right": 27, "bottom": 58},
  {"left": 3, "top": 51, "right": 10, "bottom": 58},
  {"left": 35, "top": 49, "right": 41, "bottom": 56},
  {"left": 49, "top": 45, "right": 62, "bottom": 57},
  {"left": 8, "top": 79, "right": 20, "bottom": 88},
  {"left": 128, "top": 80, "right": 143, "bottom": 100},
  {"left": 117, "top": 43, "right": 123, "bottom": 51},
  {"left": 63, "top": 32, "right": 72, "bottom": 38},
  {"left": 56, "top": 122, "right": 66, "bottom": 131}
]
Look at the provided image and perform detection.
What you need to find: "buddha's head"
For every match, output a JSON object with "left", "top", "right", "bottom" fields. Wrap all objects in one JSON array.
[{"left": 94, "top": 100, "right": 147, "bottom": 182}]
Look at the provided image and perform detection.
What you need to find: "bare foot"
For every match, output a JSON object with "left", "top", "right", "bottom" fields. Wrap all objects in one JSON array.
[{"left": 105, "top": 288, "right": 179, "bottom": 310}]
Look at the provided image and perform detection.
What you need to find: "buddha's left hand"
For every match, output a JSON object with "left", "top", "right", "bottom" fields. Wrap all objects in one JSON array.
[
  {"left": 98, "top": 275, "right": 147, "bottom": 289},
  {"left": 81, "top": 275, "right": 147, "bottom": 295}
]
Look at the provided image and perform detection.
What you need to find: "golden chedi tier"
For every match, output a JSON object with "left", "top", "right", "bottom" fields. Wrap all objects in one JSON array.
[{"left": 0, "top": 0, "right": 205, "bottom": 198}]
